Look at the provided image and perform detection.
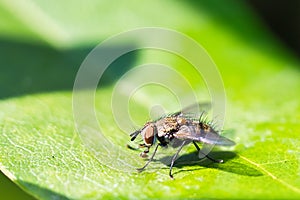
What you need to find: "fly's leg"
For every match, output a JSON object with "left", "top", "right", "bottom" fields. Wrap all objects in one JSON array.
[
  {"left": 126, "top": 143, "right": 147, "bottom": 151},
  {"left": 192, "top": 141, "right": 223, "bottom": 163},
  {"left": 126, "top": 144, "right": 138, "bottom": 150},
  {"left": 137, "top": 143, "right": 160, "bottom": 172},
  {"left": 169, "top": 140, "right": 186, "bottom": 179},
  {"left": 139, "top": 146, "right": 150, "bottom": 158}
]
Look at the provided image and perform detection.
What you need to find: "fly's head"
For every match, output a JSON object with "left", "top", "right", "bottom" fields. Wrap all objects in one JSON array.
[
  {"left": 140, "top": 122, "right": 157, "bottom": 147},
  {"left": 130, "top": 122, "right": 157, "bottom": 147},
  {"left": 129, "top": 122, "right": 158, "bottom": 158}
]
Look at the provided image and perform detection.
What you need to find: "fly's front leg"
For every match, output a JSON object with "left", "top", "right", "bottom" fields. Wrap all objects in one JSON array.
[
  {"left": 192, "top": 141, "right": 223, "bottom": 163},
  {"left": 127, "top": 143, "right": 152, "bottom": 159},
  {"left": 137, "top": 143, "right": 160, "bottom": 172},
  {"left": 126, "top": 143, "right": 148, "bottom": 152},
  {"left": 139, "top": 145, "right": 150, "bottom": 158}
]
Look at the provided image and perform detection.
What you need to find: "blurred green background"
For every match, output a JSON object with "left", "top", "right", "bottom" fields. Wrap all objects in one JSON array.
[
  {"left": 0, "top": 0, "right": 299, "bottom": 199},
  {"left": 0, "top": 0, "right": 299, "bottom": 99}
]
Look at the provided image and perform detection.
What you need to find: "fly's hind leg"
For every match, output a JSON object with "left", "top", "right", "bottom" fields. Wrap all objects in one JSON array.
[{"left": 192, "top": 141, "right": 223, "bottom": 163}]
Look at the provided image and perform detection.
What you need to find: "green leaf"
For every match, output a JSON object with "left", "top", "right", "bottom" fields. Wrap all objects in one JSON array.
[{"left": 1, "top": 0, "right": 300, "bottom": 199}]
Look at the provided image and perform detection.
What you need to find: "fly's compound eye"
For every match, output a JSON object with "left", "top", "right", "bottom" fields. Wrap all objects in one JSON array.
[{"left": 141, "top": 124, "right": 155, "bottom": 146}]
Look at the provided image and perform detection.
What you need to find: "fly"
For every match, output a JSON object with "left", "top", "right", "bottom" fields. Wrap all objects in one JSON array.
[{"left": 129, "top": 104, "right": 235, "bottom": 179}]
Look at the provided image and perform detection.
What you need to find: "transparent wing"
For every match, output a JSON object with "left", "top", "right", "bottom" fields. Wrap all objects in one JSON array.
[
  {"left": 198, "top": 131, "right": 236, "bottom": 146},
  {"left": 174, "top": 125, "right": 235, "bottom": 146},
  {"left": 170, "top": 102, "right": 211, "bottom": 118},
  {"left": 181, "top": 102, "right": 211, "bottom": 114}
]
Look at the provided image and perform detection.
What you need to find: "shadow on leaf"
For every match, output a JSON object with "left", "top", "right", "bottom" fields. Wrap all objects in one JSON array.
[
  {"left": 0, "top": 38, "right": 137, "bottom": 99},
  {"left": 160, "top": 151, "right": 263, "bottom": 177}
]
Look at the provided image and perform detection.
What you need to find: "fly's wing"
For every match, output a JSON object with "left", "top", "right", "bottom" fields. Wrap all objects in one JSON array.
[
  {"left": 182, "top": 102, "right": 211, "bottom": 113},
  {"left": 197, "top": 131, "right": 235, "bottom": 146},
  {"left": 174, "top": 125, "right": 235, "bottom": 146},
  {"left": 170, "top": 102, "right": 211, "bottom": 118}
]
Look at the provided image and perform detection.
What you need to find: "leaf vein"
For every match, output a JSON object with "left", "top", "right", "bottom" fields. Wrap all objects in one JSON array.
[{"left": 239, "top": 155, "right": 300, "bottom": 194}]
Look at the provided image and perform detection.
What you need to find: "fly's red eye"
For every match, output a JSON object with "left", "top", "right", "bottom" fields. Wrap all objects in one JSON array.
[{"left": 142, "top": 125, "right": 155, "bottom": 146}]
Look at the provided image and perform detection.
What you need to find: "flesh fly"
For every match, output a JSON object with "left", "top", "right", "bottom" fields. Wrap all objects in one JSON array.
[{"left": 129, "top": 104, "right": 235, "bottom": 178}]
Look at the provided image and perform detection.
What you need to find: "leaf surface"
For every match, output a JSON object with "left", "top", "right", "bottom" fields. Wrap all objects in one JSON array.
[{"left": 0, "top": 0, "right": 300, "bottom": 199}]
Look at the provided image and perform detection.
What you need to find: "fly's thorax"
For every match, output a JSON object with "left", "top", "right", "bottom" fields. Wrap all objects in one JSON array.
[
  {"left": 141, "top": 122, "right": 156, "bottom": 146},
  {"left": 157, "top": 127, "right": 166, "bottom": 138},
  {"left": 176, "top": 116, "right": 187, "bottom": 125},
  {"left": 155, "top": 117, "right": 179, "bottom": 137},
  {"left": 154, "top": 119, "right": 166, "bottom": 137}
]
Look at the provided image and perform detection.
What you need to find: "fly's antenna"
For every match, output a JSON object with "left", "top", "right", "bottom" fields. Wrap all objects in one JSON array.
[{"left": 130, "top": 130, "right": 140, "bottom": 141}]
